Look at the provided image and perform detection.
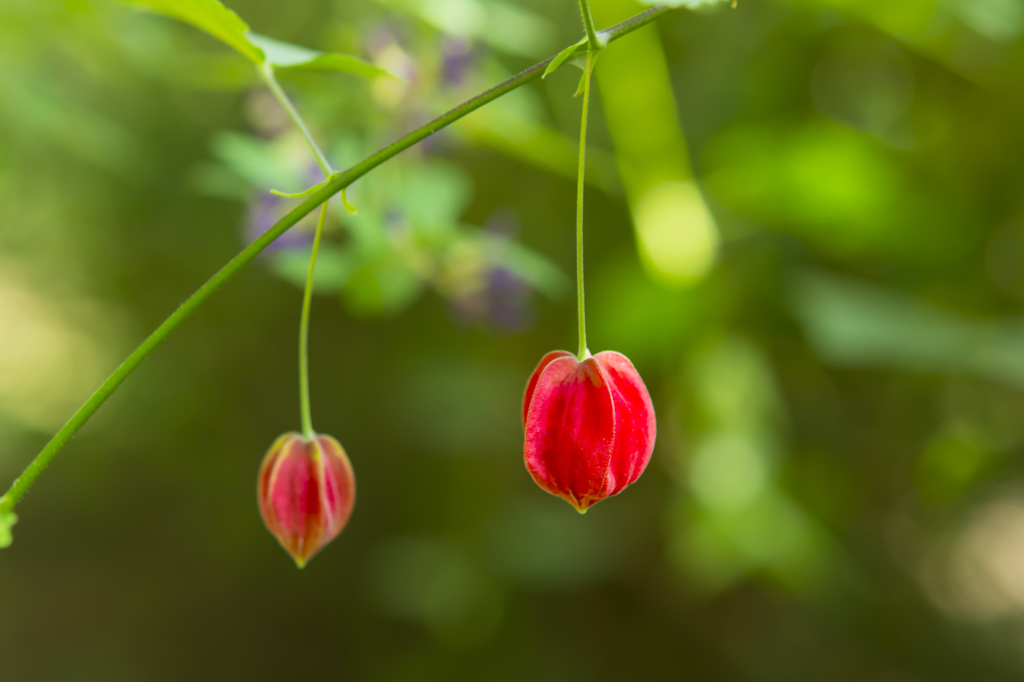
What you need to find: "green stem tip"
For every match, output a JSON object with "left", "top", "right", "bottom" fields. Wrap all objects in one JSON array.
[{"left": 578, "top": 0, "right": 603, "bottom": 52}]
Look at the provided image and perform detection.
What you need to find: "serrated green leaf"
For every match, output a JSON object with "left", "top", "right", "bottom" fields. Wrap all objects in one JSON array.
[
  {"left": 121, "top": 0, "right": 265, "bottom": 63},
  {"left": 0, "top": 509, "right": 17, "bottom": 549},
  {"left": 246, "top": 33, "right": 395, "bottom": 79},
  {"left": 543, "top": 38, "right": 586, "bottom": 78}
]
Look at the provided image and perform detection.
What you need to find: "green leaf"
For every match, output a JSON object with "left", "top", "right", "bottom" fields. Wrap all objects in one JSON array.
[
  {"left": 0, "top": 508, "right": 17, "bottom": 549},
  {"left": 246, "top": 33, "right": 396, "bottom": 79},
  {"left": 574, "top": 71, "right": 588, "bottom": 97},
  {"left": 788, "top": 271, "right": 1024, "bottom": 389},
  {"left": 121, "top": 0, "right": 265, "bottom": 63},
  {"left": 397, "top": 161, "right": 473, "bottom": 232},
  {"left": 269, "top": 245, "right": 357, "bottom": 294},
  {"left": 375, "top": 0, "right": 556, "bottom": 59},
  {"left": 209, "top": 131, "right": 297, "bottom": 190},
  {"left": 573, "top": 52, "right": 599, "bottom": 97},
  {"left": 543, "top": 38, "right": 586, "bottom": 78},
  {"left": 344, "top": 258, "right": 425, "bottom": 317},
  {"left": 119, "top": 2, "right": 393, "bottom": 78}
]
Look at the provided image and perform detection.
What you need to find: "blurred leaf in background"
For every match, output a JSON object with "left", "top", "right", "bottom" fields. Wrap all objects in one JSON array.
[
  {"left": 122, "top": 0, "right": 266, "bottom": 63},
  {"left": 668, "top": 335, "right": 847, "bottom": 596},
  {"left": 790, "top": 271, "right": 1024, "bottom": 387},
  {"left": 597, "top": 0, "right": 723, "bottom": 286}
]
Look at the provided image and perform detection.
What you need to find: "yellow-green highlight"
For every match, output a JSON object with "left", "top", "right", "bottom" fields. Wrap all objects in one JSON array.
[{"left": 594, "top": 0, "right": 721, "bottom": 287}]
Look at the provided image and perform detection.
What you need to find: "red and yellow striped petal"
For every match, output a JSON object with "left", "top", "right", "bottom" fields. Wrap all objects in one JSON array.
[{"left": 257, "top": 432, "right": 355, "bottom": 568}]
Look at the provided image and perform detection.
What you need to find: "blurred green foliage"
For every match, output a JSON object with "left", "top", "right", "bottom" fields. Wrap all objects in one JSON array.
[{"left": 5, "top": 0, "right": 1024, "bottom": 680}]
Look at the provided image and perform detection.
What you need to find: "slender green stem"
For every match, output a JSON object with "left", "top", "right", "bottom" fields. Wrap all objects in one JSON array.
[
  {"left": 299, "top": 204, "right": 328, "bottom": 440},
  {"left": 578, "top": 0, "right": 602, "bottom": 52},
  {"left": 261, "top": 58, "right": 333, "bottom": 440},
  {"left": 576, "top": 50, "right": 595, "bottom": 361},
  {"left": 0, "top": 4, "right": 676, "bottom": 519},
  {"left": 261, "top": 63, "right": 334, "bottom": 177}
]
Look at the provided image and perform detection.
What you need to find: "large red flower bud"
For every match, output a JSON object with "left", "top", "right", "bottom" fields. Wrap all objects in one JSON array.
[
  {"left": 522, "top": 350, "right": 656, "bottom": 513},
  {"left": 257, "top": 432, "right": 355, "bottom": 568}
]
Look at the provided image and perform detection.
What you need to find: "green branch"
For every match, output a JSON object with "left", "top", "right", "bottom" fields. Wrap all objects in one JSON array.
[{"left": 0, "top": 4, "right": 675, "bottom": 528}]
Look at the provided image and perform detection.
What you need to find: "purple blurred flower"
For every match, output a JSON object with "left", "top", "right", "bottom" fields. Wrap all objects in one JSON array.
[
  {"left": 245, "top": 161, "right": 327, "bottom": 251},
  {"left": 487, "top": 266, "right": 534, "bottom": 331},
  {"left": 448, "top": 210, "right": 536, "bottom": 332},
  {"left": 485, "top": 208, "right": 520, "bottom": 240},
  {"left": 367, "top": 24, "right": 417, "bottom": 83},
  {"left": 441, "top": 36, "right": 478, "bottom": 87}
]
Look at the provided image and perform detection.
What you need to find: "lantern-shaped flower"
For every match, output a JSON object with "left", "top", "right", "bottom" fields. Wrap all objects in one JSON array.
[
  {"left": 522, "top": 350, "right": 656, "bottom": 513},
  {"left": 257, "top": 432, "right": 355, "bottom": 567}
]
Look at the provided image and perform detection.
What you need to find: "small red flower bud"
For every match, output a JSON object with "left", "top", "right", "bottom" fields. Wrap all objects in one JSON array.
[
  {"left": 257, "top": 432, "right": 355, "bottom": 568},
  {"left": 522, "top": 350, "right": 656, "bottom": 513}
]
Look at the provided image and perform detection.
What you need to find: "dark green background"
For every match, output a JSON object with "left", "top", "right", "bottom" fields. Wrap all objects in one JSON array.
[{"left": 4, "top": 0, "right": 1024, "bottom": 679}]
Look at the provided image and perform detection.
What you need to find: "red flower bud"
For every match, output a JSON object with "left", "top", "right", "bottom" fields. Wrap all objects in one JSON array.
[
  {"left": 257, "top": 432, "right": 355, "bottom": 568},
  {"left": 522, "top": 350, "right": 656, "bottom": 513}
]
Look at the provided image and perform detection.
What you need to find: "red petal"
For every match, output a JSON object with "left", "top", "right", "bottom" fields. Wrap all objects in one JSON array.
[
  {"left": 594, "top": 351, "right": 656, "bottom": 495},
  {"left": 269, "top": 438, "right": 324, "bottom": 563},
  {"left": 522, "top": 351, "right": 575, "bottom": 426},
  {"left": 258, "top": 433, "right": 357, "bottom": 567},
  {"left": 524, "top": 354, "right": 617, "bottom": 512},
  {"left": 315, "top": 435, "right": 356, "bottom": 537},
  {"left": 257, "top": 432, "right": 295, "bottom": 515}
]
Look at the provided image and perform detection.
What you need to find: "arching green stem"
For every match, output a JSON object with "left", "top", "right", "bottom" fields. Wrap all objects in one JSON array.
[
  {"left": 299, "top": 204, "right": 328, "bottom": 441},
  {"left": 0, "top": 4, "right": 675, "bottom": 525},
  {"left": 576, "top": 49, "right": 596, "bottom": 361}
]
